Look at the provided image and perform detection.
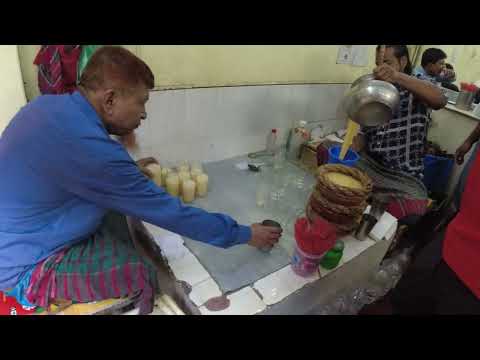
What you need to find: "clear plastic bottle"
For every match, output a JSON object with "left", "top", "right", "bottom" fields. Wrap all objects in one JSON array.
[
  {"left": 286, "top": 120, "right": 309, "bottom": 160},
  {"left": 266, "top": 129, "right": 277, "bottom": 154}
]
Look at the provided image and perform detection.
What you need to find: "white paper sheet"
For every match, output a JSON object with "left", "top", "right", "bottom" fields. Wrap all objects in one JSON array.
[
  {"left": 351, "top": 45, "right": 370, "bottom": 67},
  {"left": 337, "top": 45, "right": 353, "bottom": 65}
]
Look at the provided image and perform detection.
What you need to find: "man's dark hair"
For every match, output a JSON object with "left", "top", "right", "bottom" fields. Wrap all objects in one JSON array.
[
  {"left": 442, "top": 82, "right": 459, "bottom": 92},
  {"left": 376, "top": 45, "right": 412, "bottom": 75},
  {"left": 421, "top": 48, "right": 447, "bottom": 67},
  {"left": 79, "top": 46, "right": 154, "bottom": 93}
]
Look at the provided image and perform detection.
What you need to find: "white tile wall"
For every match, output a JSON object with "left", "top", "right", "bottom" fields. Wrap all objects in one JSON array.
[{"left": 133, "top": 84, "right": 348, "bottom": 163}]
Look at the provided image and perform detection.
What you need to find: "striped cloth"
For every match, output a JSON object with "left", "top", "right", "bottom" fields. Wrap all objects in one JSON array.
[
  {"left": 362, "top": 74, "right": 434, "bottom": 180},
  {"left": 356, "top": 153, "right": 428, "bottom": 220},
  {"left": 34, "top": 45, "right": 81, "bottom": 95},
  {"left": 25, "top": 212, "right": 158, "bottom": 315}
]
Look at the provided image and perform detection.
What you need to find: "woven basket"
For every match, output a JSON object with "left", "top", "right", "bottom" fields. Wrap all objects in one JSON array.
[
  {"left": 309, "top": 192, "right": 365, "bottom": 224},
  {"left": 316, "top": 164, "right": 373, "bottom": 206},
  {"left": 302, "top": 164, "right": 372, "bottom": 236}
]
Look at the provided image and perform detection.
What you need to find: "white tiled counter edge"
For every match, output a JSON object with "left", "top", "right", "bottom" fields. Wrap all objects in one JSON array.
[{"left": 144, "top": 212, "right": 397, "bottom": 315}]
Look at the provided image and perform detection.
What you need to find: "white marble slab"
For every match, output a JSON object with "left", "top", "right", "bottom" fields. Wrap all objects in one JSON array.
[
  {"left": 383, "top": 221, "right": 398, "bottom": 242},
  {"left": 168, "top": 253, "right": 211, "bottom": 287},
  {"left": 199, "top": 286, "right": 266, "bottom": 315},
  {"left": 370, "top": 212, "right": 398, "bottom": 242},
  {"left": 253, "top": 265, "right": 320, "bottom": 306},
  {"left": 152, "top": 233, "right": 190, "bottom": 263},
  {"left": 341, "top": 235, "right": 376, "bottom": 263},
  {"left": 189, "top": 278, "right": 222, "bottom": 307}
]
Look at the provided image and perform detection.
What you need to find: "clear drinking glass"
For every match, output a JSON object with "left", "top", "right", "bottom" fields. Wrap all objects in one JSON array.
[
  {"left": 255, "top": 173, "right": 268, "bottom": 208},
  {"left": 273, "top": 146, "right": 287, "bottom": 170}
]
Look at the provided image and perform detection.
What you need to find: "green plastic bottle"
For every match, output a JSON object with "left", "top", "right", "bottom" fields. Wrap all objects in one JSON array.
[{"left": 320, "top": 240, "right": 344, "bottom": 270}]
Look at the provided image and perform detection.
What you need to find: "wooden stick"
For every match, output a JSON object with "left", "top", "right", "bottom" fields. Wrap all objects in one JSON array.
[{"left": 339, "top": 119, "right": 360, "bottom": 160}]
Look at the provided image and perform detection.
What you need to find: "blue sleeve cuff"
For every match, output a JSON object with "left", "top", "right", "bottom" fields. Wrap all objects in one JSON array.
[{"left": 234, "top": 225, "right": 252, "bottom": 246}]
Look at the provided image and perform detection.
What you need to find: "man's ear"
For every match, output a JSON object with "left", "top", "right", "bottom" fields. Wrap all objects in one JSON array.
[{"left": 101, "top": 89, "right": 116, "bottom": 116}]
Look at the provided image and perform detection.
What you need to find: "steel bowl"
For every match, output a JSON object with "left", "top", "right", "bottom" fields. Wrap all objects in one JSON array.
[
  {"left": 342, "top": 78, "right": 400, "bottom": 127},
  {"left": 350, "top": 73, "right": 375, "bottom": 89}
]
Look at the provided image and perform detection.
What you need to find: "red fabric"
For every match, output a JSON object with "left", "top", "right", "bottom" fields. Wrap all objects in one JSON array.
[
  {"left": 316, "top": 144, "right": 329, "bottom": 166},
  {"left": 34, "top": 45, "right": 81, "bottom": 95},
  {"left": 386, "top": 198, "right": 428, "bottom": 220},
  {"left": 0, "top": 291, "right": 36, "bottom": 315},
  {"left": 57, "top": 46, "right": 81, "bottom": 91},
  {"left": 443, "top": 152, "right": 480, "bottom": 299},
  {"left": 294, "top": 217, "right": 337, "bottom": 255}
]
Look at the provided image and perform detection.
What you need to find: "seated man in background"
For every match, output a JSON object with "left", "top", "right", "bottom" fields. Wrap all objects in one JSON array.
[
  {"left": 0, "top": 46, "right": 282, "bottom": 314},
  {"left": 438, "top": 63, "right": 459, "bottom": 92},
  {"left": 413, "top": 48, "right": 448, "bottom": 85},
  {"left": 353, "top": 45, "right": 446, "bottom": 224}
]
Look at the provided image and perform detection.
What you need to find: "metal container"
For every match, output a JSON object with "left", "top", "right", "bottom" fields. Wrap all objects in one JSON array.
[
  {"left": 355, "top": 214, "right": 377, "bottom": 241},
  {"left": 442, "top": 87, "right": 459, "bottom": 104},
  {"left": 455, "top": 90, "right": 475, "bottom": 111},
  {"left": 342, "top": 78, "right": 400, "bottom": 127},
  {"left": 350, "top": 73, "right": 375, "bottom": 88},
  {"left": 260, "top": 219, "right": 282, "bottom": 252},
  {"left": 370, "top": 195, "right": 390, "bottom": 220}
]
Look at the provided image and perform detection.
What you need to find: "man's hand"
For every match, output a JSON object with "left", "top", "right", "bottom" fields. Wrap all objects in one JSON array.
[
  {"left": 136, "top": 157, "right": 159, "bottom": 179},
  {"left": 351, "top": 134, "right": 365, "bottom": 153},
  {"left": 247, "top": 223, "right": 282, "bottom": 249},
  {"left": 455, "top": 141, "right": 473, "bottom": 165},
  {"left": 373, "top": 64, "right": 399, "bottom": 83}
]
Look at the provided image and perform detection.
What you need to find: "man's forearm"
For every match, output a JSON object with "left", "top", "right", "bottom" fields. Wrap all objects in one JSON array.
[
  {"left": 465, "top": 123, "right": 480, "bottom": 145},
  {"left": 395, "top": 72, "right": 447, "bottom": 110}
]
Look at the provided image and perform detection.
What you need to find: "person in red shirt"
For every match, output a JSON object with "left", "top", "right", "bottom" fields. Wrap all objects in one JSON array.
[{"left": 362, "top": 122, "right": 480, "bottom": 315}]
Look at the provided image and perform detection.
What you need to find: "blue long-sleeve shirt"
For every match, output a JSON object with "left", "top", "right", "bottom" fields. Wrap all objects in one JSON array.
[{"left": 0, "top": 91, "right": 251, "bottom": 290}]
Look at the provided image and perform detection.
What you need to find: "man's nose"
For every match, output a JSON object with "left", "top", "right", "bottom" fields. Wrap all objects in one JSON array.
[{"left": 141, "top": 112, "right": 147, "bottom": 121}]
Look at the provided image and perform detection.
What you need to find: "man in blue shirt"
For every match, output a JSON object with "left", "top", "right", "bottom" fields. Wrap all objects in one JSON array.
[
  {"left": 0, "top": 46, "right": 282, "bottom": 313},
  {"left": 413, "top": 48, "right": 449, "bottom": 85}
]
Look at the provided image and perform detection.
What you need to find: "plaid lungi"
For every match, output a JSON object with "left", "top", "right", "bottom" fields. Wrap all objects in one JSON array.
[{"left": 25, "top": 212, "right": 159, "bottom": 314}]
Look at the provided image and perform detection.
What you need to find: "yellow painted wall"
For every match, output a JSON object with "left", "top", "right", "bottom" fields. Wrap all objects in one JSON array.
[
  {"left": 140, "top": 45, "right": 377, "bottom": 89},
  {"left": 0, "top": 45, "right": 26, "bottom": 133},
  {"left": 19, "top": 45, "right": 437, "bottom": 101},
  {"left": 18, "top": 45, "right": 40, "bottom": 101},
  {"left": 415, "top": 45, "right": 480, "bottom": 84},
  {"left": 18, "top": 45, "right": 379, "bottom": 100}
]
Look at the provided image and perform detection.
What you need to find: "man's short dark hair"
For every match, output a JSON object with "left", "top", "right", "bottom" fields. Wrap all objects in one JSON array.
[
  {"left": 421, "top": 48, "right": 447, "bottom": 67},
  {"left": 79, "top": 46, "right": 154, "bottom": 93}
]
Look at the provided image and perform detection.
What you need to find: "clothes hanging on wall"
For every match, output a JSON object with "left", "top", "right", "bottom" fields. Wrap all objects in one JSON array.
[
  {"left": 77, "top": 45, "right": 102, "bottom": 83},
  {"left": 34, "top": 45, "right": 81, "bottom": 95}
]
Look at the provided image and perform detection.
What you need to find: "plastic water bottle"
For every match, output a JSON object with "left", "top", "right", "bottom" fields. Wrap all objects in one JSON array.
[
  {"left": 286, "top": 121, "right": 309, "bottom": 160},
  {"left": 320, "top": 240, "right": 344, "bottom": 270},
  {"left": 266, "top": 129, "right": 277, "bottom": 154}
]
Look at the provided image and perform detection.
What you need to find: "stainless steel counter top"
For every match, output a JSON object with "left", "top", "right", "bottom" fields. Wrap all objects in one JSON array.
[{"left": 183, "top": 155, "right": 316, "bottom": 293}]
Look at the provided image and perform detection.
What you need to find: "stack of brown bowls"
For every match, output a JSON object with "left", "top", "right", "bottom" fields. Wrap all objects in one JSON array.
[{"left": 306, "top": 164, "right": 373, "bottom": 235}]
